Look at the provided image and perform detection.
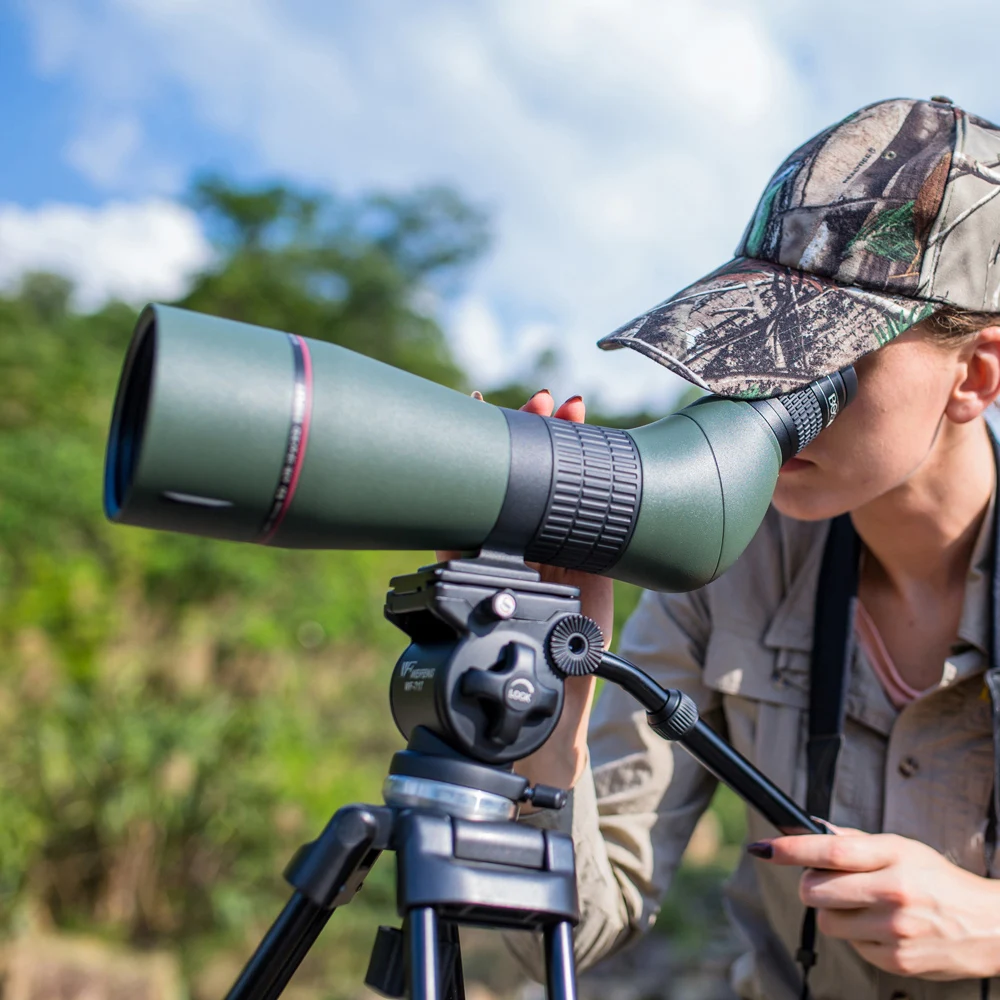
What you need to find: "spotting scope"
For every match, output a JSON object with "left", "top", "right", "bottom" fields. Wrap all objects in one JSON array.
[
  {"left": 104, "top": 305, "right": 855, "bottom": 591},
  {"left": 103, "top": 304, "right": 856, "bottom": 1000}
]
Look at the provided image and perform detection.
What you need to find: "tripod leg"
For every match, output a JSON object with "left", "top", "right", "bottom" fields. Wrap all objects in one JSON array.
[
  {"left": 407, "top": 907, "right": 441, "bottom": 1000},
  {"left": 225, "top": 893, "right": 331, "bottom": 1000},
  {"left": 226, "top": 804, "right": 388, "bottom": 1000},
  {"left": 543, "top": 922, "right": 577, "bottom": 1000},
  {"left": 439, "top": 920, "right": 464, "bottom": 1000}
]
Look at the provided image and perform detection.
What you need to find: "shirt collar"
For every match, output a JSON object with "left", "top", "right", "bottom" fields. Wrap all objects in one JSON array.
[
  {"left": 762, "top": 517, "right": 828, "bottom": 653},
  {"left": 762, "top": 480, "right": 996, "bottom": 661}
]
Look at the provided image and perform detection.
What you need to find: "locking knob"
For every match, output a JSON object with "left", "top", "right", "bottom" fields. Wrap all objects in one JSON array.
[{"left": 460, "top": 642, "right": 559, "bottom": 746}]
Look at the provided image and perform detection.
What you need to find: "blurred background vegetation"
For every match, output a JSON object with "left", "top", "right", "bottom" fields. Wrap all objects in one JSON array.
[{"left": 0, "top": 177, "right": 740, "bottom": 1000}]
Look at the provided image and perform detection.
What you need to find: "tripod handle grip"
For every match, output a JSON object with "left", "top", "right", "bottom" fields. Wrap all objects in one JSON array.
[
  {"left": 596, "top": 652, "right": 824, "bottom": 837},
  {"left": 680, "top": 721, "right": 824, "bottom": 836}
]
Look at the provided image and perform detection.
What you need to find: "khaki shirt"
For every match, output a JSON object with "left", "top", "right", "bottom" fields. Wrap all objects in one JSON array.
[{"left": 510, "top": 505, "right": 997, "bottom": 1000}]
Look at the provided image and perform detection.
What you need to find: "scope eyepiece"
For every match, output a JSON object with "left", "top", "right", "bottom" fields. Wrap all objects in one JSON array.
[{"left": 748, "top": 366, "right": 857, "bottom": 463}]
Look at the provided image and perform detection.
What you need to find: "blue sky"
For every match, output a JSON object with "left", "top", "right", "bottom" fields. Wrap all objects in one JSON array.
[
  {"left": 0, "top": 9, "right": 105, "bottom": 208},
  {"left": 3, "top": 0, "right": 1000, "bottom": 410}
]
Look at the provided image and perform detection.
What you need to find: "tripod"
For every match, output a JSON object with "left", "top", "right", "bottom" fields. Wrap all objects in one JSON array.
[{"left": 223, "top": 554, "right": 825, "bottom": 1000}]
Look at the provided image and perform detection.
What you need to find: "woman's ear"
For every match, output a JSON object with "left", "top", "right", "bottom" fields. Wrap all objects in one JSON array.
[{"left": 945, "top": 326, "right": 1000, "bottom": 424}]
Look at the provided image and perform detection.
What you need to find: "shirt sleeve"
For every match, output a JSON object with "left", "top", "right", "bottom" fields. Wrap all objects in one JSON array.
[{"left": 505, "top": 585, "right": 722, "bottom": 978}]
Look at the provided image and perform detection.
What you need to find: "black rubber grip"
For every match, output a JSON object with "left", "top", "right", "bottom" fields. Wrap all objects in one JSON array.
[
  {"left": 749, "top": 366, "right": 857, "bottom": 462},
  {"left": 487, "top": 409, "right": 555, "bottom": 553},
  {"left": 647, "top": 691, "right": 699, "bottom": 741},
  {"left": 524, "top": 420, "right": 642, "bottom": 573},
  {"left": 781, "top": 386, "right": 825, "bottom": 450}
]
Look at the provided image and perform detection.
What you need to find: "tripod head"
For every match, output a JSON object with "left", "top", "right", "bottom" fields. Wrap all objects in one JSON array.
[
  {"left": 380, "top": 552, "right": 599, "bottom": 830},
  {"left": 386, "top": 551, "right": 603, "bottom": 765}
]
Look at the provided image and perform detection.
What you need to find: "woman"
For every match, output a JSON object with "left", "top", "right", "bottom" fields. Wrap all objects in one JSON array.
[{"left": 505, "top": 97, "right": 1000, "bottom": 999}]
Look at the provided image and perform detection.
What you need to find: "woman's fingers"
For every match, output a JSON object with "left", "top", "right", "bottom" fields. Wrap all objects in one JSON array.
[
  {"left": 553, "top": 395, "right": 585, "bottom": 423},
  {"left": 801, "top": 869, "right": 887, "bottom": 909},
  {"left": 520, "top": 389, "right": 554, "bottom": 416},
  {"left": 812, "top": 820, "right": 865, "bottom": 837},
  {"left": 518, "top": 390, "right": 585, "bottom": 423},
  {"left": 750, "top": 832, "right": 898, "bottom": 872},
  {"left": 814, "top": 906, "right": 896, "bottom": 944}
]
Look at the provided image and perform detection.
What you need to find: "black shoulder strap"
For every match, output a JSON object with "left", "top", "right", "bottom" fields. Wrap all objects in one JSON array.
[
  {"left": 797, "top": 513, "right": 860, "bottom": 999},
  {"left": 806, "top": 513, "right": 861, "bottom": 820}
]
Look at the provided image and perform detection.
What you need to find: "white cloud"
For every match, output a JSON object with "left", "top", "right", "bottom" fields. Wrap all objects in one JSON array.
[
  {"left": 449, "top": 296, "right": 564, "bottom": 391},
  {"left": 19, "top": 0, "right": 801, "bottom": 410},
  {"left": 0, "top": 199, "right": 213, "bottom": 311},
  {"left": 65, "top": 115, "right": 142, "bottom": 188},
  {"left": 64, "top": 114, "right": 182, "bottom": 194},
  {"left": 18, "top": 0, "right": 1000, "bottom": 410},
  {"left": 449, "top": 295, "right": 506, "bottom": 387}
]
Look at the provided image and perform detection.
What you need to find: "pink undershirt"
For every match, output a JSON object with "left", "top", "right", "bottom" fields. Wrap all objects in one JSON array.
[{"left": 854, "top": 601, "right": 929, "bottom": 708}]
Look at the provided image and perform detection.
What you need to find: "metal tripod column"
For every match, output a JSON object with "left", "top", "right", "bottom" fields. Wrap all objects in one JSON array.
[
  {"left": 544, "top": 921, "right": 578, "bottom": 1000},
  {"left": 407, "top": 908, "right": 441, "bottom": 1000}
]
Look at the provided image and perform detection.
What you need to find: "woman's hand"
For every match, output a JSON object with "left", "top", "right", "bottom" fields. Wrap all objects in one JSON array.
[
  {"left": 749, "top": 826, "right": 1000, "bottom": 980},
  {"left": 514, "top": 390, "right": 613, "bottom": 794},
  {"left": 437, "top": 389, "right": 613, "bottom": 794}
]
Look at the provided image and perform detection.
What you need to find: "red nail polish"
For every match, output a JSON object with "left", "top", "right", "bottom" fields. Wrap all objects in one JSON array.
[{"left": 747, "top": 841, "right": 773, "bottom": 859}]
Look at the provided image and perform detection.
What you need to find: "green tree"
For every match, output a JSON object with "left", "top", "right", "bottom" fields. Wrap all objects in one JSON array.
[
  {"left": 0, "top": 176, "right": 731, "bottom": 1000},
  {"left": 0, "top": 178, "right": 491, "bottom": 997},
  {"left": 183, "top": 176, "right": 489, "bottom": 386}
]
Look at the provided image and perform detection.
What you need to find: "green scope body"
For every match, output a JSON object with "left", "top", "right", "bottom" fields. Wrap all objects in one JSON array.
[{"left": 104, "top": 305, "right": 855, "bottom": 592}]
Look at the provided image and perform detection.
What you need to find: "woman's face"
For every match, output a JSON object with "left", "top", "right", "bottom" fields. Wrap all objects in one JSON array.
[{"left": 770, "top": 326, "right": 969, "bottom": 522}]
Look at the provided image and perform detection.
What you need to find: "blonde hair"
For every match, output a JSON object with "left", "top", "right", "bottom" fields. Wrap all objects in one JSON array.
[{"left": 922, "top": 306, "right": 1000, "bottom": 346}]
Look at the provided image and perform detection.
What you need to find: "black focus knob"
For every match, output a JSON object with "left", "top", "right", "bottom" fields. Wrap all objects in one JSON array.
[{"left": 546, "top": 614, "right": 604, "bottom": 677}]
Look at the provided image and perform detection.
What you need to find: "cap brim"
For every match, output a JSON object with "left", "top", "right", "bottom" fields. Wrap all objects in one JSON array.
[{"left": 598, "top": 257, "right": 939, "bottom": 398}]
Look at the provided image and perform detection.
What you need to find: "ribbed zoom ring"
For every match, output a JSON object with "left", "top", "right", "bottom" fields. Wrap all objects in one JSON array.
[
  {"left": 749, "top": 367, "right": 857, "bottom": 462},
  {"left": 781, "top": 388, "right": 824, "bottom": 450},
  {"left": 524, "top": 421, "right": 641, "bottom": 573}
]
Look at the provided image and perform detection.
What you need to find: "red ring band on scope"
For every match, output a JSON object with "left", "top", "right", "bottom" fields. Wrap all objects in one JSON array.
[{"left": 257, "top": 334, "right": 313, "bottom": 543}]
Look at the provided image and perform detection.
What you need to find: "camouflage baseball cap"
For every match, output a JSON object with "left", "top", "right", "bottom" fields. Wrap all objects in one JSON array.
[{"left": 598, "top": 97, "right": 1000, "bottom": 398}]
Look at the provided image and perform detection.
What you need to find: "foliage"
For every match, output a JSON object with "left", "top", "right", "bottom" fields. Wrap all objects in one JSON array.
[
  {"left": 0, "top": 179, "right": 491, "bottom": 996},
  {"left": 0, "top": 177, "right": 735, "bottom": 999},
  {"left": 183, "top": 176, "right": 488, "bottom": 387}
]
